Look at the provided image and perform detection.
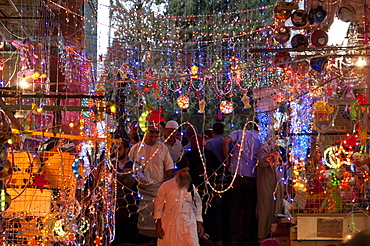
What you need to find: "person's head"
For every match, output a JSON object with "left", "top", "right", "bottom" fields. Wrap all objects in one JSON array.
[
  {"left": 116, "top": 138, "right": 130, "bottom": 161},
  {"left": 129, "top": 121, "right": 139, "bottom": 136},
  {"left": 174, "top": 157, "right": 192, "bottom": 188},
  {"left": 164, "top": 120, "right": 179, "bottom": 140},
  {"left": 158, "top": 121, "right": 166, "bottom": 137},
  {"left": 131, "top": 134, "right": 141, "bottom": 145},
  {"left": 212, "top": 122, "right": 224, "bottom": 135},
  {"left": 185, "top": 125, "right": 197, "bottom": 139},
  {"left": 144, "top": 125, "right": 159, "bottom": 146}
]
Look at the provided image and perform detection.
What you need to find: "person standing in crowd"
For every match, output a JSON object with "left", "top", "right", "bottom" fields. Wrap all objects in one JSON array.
[
  {"left": 111, "top": 139, "right": 139, "bottom": 245},
  {"left": 128, "top": 121, "right": 140, "bottom": 140},
  {"left": 129, "top": 125, "right": 174, "bottom": 244},
  {"left": 183, "top": 125, "right": 198, "bottom": 151},
  {"left": 154, "top": 157, "right": 204, "bottom": 246},
  {"left": 205, "top": 122, "right": 226, "bottom": 164},
  {"left": 161, "top": 120, "right": 183, "bottom": 163},
  {"left": 222, "top": 124, "right": 261, "bottom": 246}
]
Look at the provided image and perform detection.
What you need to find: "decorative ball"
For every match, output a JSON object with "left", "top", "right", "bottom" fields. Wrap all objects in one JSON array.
[
  {"left": 274, "top": 7, "right": 291, "bottom": 22},
  {"left": 0, "top": 144, "right": 7, "bottom": 163},
  {"left": 0, "top": 160, "right": 12, "bottom": 179},
  {"left": 291, "top": 60, "right": 310, "bottom": 75},
  {"left": 261, "top": 238, "right": 280, "bottom": 246},
  {"left": 311, "top": 30, "right": 328, "bottom": 47},
  {"left": 291, "top": 34, "right": 309, "bottom": 49},
  {"left": 274, "top": 26, "right": 291, "bottom": 44},
  {"left": 309, "top": 5, "right": 327, "bottom": 24},
  {"left": 274, "top": 52, "right": 291, "bottom": 68},
  {"left": 291, "top": 10, "right": 308, "bottom": 27},
  {"left": 177, "top": 95, "right": 190, "bottom": 109},
  {"left": 220, "top": 101, "right": 233, "bottom": 114},
  {"left": 337, "top": 5, "right": 356, "bottom": 23},
  {"left": 310, "top": 56, "right": 328, "bottom": 72}
]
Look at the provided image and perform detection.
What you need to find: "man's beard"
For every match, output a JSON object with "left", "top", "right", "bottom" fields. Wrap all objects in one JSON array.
[{"left": 176, "top": 174, "right": 192, "bottom": 189}]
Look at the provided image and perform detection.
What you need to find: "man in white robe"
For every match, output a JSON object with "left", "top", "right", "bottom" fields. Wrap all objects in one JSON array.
[{"left": 154, "top": 157, "right": 204, "bottom": 246}]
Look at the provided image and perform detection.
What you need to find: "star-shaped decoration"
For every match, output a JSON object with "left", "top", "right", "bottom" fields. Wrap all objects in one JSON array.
[
  {"left": 146, "top": 108, "right": 165, "bottom": 126},
  {"left": 357, "top": 128, "right": 369, "bottom": 145},
  {"left": 31, "top": 171, "right": 51, "bottom": 192}
]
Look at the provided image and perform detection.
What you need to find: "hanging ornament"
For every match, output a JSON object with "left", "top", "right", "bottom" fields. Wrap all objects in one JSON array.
[
  {"left": 291, "top": 60, "right": 309, "bottom": 75},
  {"left": 309, "top": 5, "right": 327, "bottom": 24},
  {"left": 337, "top": 5, "right": 356, "bottom": 23},
  {"left": 241, "top": 94, "right": 251, "bottom": 109},
  {"left": 198, "top": 99, "right": 206, "bottom": 113},
  {"left": 72, "top": 156, "right": 84, "bottom": 179},
  {"left": 139, "top": 110, "right": 150, "bottom": 133},
  {"left": 273, "top": 26, "right": 291, "bottom": 44},
  {"left": 274, "top": 2, "right": 298, "bottom": 22},
  {"left": 177, "top": 95, "right": 190, "bottom": 109},
  {"left": 313, "top": 101, "right": 334, "bottom": 122},
  {"left": 146, "top": 108, "right": 165, "bottom": 127},
  {"left": 220, "top": 101, "right": 233, "bottom": 114},
  {"left": 190, "top": 65, "right": 198, "bottom": 79},
  {"left": 291, "top": 10, "right": 308, "bottom": 27},
  {"left": 274, "top": 51, "right": 291, "bottom": 68},
  {"left": 291, "top": 34, "right": 309, "bottom": 49},
  {"left": 341, "top": 133, "right": 360, "bottom": 149},
  {"left": 310, "top": 56, "right": 328, "bottom": 72},
  {"left": 31, "top": 171, "right": 51, "bottom": 192},
  {"left": 323, "top": 145, "right": 352, "bottom": 169},
  {"left": 311, "top": 30, "right": 328, "bottom": 47}
]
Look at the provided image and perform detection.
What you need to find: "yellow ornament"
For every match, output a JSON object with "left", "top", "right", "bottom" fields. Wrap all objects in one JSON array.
[
  {"left": 190, "top": 65, "right": 198, "bottom": 79},
  {"left": 177, "top": 95, "right": 189, "bottom": 109},
  {"left": 139, "top": 111, "right": 150, "bottom": 133},
  {"left": 241, "top": 94, "right": 251, "bottom": 109},
  {"left": 198, "top": 99, "right": 206, "bottom": 113}
]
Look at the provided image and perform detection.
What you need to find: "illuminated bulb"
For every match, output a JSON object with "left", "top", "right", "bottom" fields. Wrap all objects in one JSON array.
[
  {"left": 7, "top": 139, "right": 12, "bottom": 145},
  {"left": 69, "top": 122, "right": 75, "bottom": 128},
  {"left": 36, "top": 107, "right": 43, "bottom": 113},
  {"left": 355, "top": 57, "right": 366, "bottom": 67},
  {"left": 110, "top": 104, "right": 117, "bottom": 113},
  {"left": 19, "top": 78, "right": 29, "bottom": 89}
]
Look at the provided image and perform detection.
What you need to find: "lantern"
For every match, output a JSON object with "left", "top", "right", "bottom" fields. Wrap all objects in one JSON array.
[
  {"left": 177, "top": 95, "right": 189, "bottom": 109},
  {"left": 220, "top": 101, "right": 233, "bottom": 114}
]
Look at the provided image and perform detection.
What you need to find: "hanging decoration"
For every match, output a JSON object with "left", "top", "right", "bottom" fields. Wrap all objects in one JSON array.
[
  {"left": 198, "top": 99, "right": 206, "bottom": 113},
  {"left": 177, "top": 95, "right": 190, "bottom": 109},
  {"left": 146, "top": 108, "right": 165, "bottom": 127},
  {"left": 241, "top": 94, "right": 251, "bottom": 109},
  {"left": 219, "top": 100, "right": 233, "bottom": 114}
]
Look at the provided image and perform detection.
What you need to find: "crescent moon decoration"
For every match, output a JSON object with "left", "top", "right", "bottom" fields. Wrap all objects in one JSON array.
[
  {"left": 53, "top": 219, "right": 67, "bottom": 237},
  {"left": 72, "top": 156, "right": 84, "bottom": 179},
  {"left": 323, "top": 145, "right": 352, "bottom": 169},
  {"left": 77, "top": 216, "right": 90, "bottom": 234},
  {"left": 138, "top": 110, "right": 150, "bottom": 133}
]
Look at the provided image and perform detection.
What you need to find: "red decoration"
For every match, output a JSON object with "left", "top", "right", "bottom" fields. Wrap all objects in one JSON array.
[
  {"left": 31, "top": 171, "right": 51, "bottom": 192},
  {"left": 146, "top": 108, "right": 165, "bottom": 127},
  {"left": 341, "top": 133, "right": 360, "bottom": 149}
]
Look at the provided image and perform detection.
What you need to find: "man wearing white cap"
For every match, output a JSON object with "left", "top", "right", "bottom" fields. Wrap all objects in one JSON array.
[{"left": 161, "top": 120, "right": 184, "bottom": 163}]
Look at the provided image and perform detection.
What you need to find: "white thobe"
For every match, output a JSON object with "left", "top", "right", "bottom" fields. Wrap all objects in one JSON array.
[
  {"left": 129, "top": 141, "right": 174, "bottom": 230},
  {"left": 154, "top": 178, "right": 203, "bottom": 246}
]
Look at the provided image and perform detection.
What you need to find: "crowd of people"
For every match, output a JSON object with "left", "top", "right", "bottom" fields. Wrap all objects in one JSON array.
[{"left": 110, "top": 120, "right": 284, "bottom": 246}]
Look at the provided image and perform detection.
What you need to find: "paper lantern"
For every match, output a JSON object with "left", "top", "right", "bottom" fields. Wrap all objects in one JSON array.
[
  {"left": 291, "top": 34, "right": 309, "bottom": 49},
  {"left": 274, "top": 51, "right": 291, "bottom": 68},
  {"left": 291, "top": 60, "right": 309, "bottom": 75},
  {"left": 177, "top": 95, "right": 189, "bottom": 109},
  {"left": 337, "top": 5, "right": 356, "bottom": 22},
  {"left": 310, "top": 56, "right": 328, "bottom": 72},
  {"left": 309, "top": 5, "right": 327, "bottom": 24},
  {"left": 311, "top": 30, "right": 328, "bottom": 47},
  {"left": 274, "top": 26, "right": 291, "bottom": 44},
  {"left": 291, "top": 10, "right": 308, "bottom": 27},
  {"left": 220, "top": 101, "right": 233, "bottom": 114},
  {"left": 241, "top": 94, "right": 251, "bottom": 109}
]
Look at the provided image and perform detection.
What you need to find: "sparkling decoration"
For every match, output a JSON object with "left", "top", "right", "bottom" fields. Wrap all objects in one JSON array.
[
  {"left": 177, "top": 95, "right": 190, "bottom": 109},
  {"left": 219, "top": 100, "right": 234, "bottom": 114}
]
